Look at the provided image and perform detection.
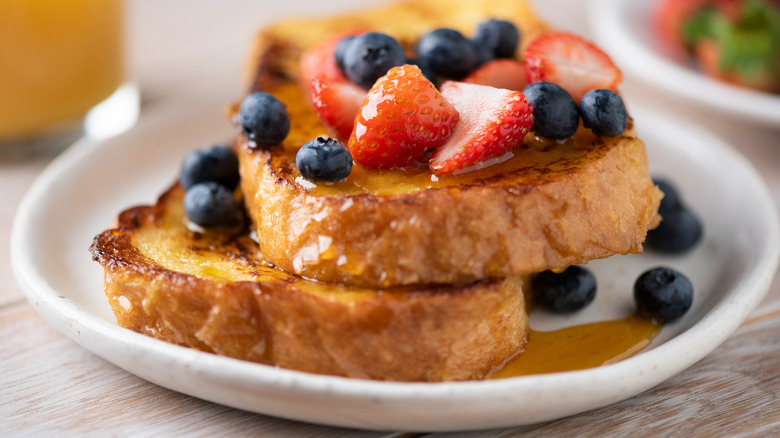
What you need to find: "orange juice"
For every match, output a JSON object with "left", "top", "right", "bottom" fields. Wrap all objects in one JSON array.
[{"left": 0, "top": 0, "right": 124, "bottom": 139}]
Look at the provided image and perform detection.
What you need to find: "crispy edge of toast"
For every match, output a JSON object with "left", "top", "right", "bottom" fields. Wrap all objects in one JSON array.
[
  {"left": 89, "top": 185, "right": 529, "bottom": 381},
  {"left": 238, "top": 130, "right": 662, "bottom": 288}
]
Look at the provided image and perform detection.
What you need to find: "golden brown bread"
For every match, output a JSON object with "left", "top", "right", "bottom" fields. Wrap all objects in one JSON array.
[
  {"left": 238, "top": 124, "right": 661, "bottom": 288},
  {"left": 236, "top": 0, "right": 663, "bottom": 288},
  {"left": 90, "top": 185, "right": 529, "bottom": 381}
]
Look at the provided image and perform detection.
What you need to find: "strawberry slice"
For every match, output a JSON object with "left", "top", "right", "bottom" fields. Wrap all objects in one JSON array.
[
  {"left": 349, "top": 64, "right": 459, "bottom": 169},
  {"left": 299, "top": 29, "right": 364, "bottom": 94},
  {"left": 654, "top": 0, "right": 744, "bottom": 51},
  {"left": 655, "top": 0, "right": 712, "bottom": 51},
  {"left": 301, "top": 30, "right": 368, "bottom": 142},
  {"left": 463, "top": 59, "right": 528, "bottom": 91},
  {"left": 311, "top": 77, "right": 366, "bottom": 142},
  {"left": 430, "top": 81, "right": 533, "bottom": 175},
  {"left": 524, "top": 32, "right": 623, "bottom": 102}
]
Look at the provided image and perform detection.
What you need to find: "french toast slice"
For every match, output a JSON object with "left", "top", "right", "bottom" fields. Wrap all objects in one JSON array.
[
  {"left": 89, "top": 184, "right": 528, "bottom": 381},
  {"left": 236, "top": 0, "right": 663, "bottom": 288}
]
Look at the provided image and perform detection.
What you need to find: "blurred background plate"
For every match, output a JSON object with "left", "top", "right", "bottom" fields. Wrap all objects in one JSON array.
[{"left": 590, "top": 0, "right": 780, "bottom": 127}]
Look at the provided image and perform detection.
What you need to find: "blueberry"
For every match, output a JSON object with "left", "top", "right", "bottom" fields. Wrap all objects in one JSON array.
[
  {"left": 334, "top": 35, "right": 357, "bottom": 75},
  {"left": 646, "top": 207, "right": 703, "bottom": 253},
  {"left": 296, "top": 137, "right": 353, "bottom": 182},
  {"left": 239, "top": 92, "right": 290, "bottom": 146},
  {"left": 416, "top": 28, "right": 481, "bottom": 78},
  {"left": 407, "top": 57, "right": 438, "bottom": 85},
  {"left": 470, "top": 39, "right": 495, "bottom": 66},
  {"left": 342, "top": 32, "right": 406, "bottom": 90},
  {"left": 578, "top": 89, "right": 628, "bottom": 137},
  {"left": 473, "top": 19, "right": 520, "bottom": 59},
  {"left": 183, "top": 182, "right": 239, "bottom": 228},
  {"left": 180, "top": 145, "right": 240, "bottom": 190},
  {"left": 523, "top": 82, "right": 580, "bottom": 139},
  {"left": 634, "top": 267, "right": 693, "bottom": 322},
  {"left": 532, "top": 266, "right": 597, "bottom": 313},
  {"left": 652, "top": 177, "right": 682, "bottom": 214}
]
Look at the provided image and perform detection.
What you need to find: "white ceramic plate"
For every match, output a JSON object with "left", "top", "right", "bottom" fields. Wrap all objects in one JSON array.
[
  {"left": 12, "top": 101, "right": 779, "bottom": 432},
  {"left": 589, "top": 0, "right": 780, "bottom": 127}
]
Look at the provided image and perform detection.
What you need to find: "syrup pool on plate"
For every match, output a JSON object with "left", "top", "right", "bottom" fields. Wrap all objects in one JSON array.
[{"left": 491, "top": 314, "right": 660, "bottom": 378}]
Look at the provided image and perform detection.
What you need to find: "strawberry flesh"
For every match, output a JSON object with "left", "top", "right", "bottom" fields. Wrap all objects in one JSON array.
[
  {"left": 301, "top": 30, "right": 369, "bottom": 141},
  {"left": 655, "top": 0, "right": 713, "bottom": 51},
  {"left": 349, "top": 64, "right": 459, "bottom": 169},
  {"left": 525, "top": 32, "right": 622, "bottom": 102},
  {"left": 299, "top": 30, "right": 364, "bottom": 94},
  {"left": 311, "top": 77, "right": 366, "bottom": 142},
  {"left": 430, "top": 81, "right": 534, "bottom": 175},
  {"left": 463, "top": 59, "right": 528, "bottom": 91}
]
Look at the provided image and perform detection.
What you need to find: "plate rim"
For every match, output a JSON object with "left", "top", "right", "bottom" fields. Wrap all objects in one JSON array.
[
  {"left": 589, "top": 0, "right": 780, "bottom": 127},
  {"left": 10, "top": 103, "right": 780, "bottom": 431}
]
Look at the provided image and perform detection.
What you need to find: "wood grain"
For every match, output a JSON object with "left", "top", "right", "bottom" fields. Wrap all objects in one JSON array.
[
  {"left": 0, "top": 302, "right": 396, "bottom": 437},
  {"left": 0, "top": 151, "right": 60, "bottom": 307},
  {"left": 4, "top": 294, "right": 778, "bottom": 437}
]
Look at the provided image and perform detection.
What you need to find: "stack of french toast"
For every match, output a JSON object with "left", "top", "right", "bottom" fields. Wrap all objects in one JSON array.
[{"left": 91, "top": 0, "right": 662, "bottom": 382}]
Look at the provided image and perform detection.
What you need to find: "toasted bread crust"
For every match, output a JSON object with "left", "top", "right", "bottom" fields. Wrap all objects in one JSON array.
[
  {"left": 90, "top": 185, "right": 528, "bottom": 381},
  {"left": 239, "top": 127, "right": 661, "bottom": 287}
]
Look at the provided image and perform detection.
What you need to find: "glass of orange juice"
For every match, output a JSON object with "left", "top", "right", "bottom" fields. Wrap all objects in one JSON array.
[{"left": 0, "top": 0, "right": 138, "bottom": 152}]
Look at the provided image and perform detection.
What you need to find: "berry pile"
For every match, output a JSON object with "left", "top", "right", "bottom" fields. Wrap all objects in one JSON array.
[
  {"left": 206, "top": 18, "right": 703, "bottom": 329},
  {"left": 242, "top": 20, "right": 632, "bottom": 179}
]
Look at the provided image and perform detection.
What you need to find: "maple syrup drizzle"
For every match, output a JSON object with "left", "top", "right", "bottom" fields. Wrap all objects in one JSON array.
[
  {"left": 490, "top": 313, "right": 660, "bottom": 378},
  {"left": 252, "top": 82, "right": 622, "bottom": 198}
]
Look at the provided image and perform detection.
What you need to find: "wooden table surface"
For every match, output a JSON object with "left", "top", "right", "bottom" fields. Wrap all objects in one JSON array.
[{"left": 2, "top": 0, "right": 779, "bottom": 436}]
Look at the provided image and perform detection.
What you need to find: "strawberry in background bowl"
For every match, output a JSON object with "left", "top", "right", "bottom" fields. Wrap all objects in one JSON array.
[
  {"left": 655, "top": 0, "right": 780, "bottom": 93},
  {"left": 590, "top": 0, "right": 780, "bottom": 126}
]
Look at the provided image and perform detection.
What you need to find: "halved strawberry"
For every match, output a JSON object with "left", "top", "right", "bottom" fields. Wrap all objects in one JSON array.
[
  {"left": 655, "top": 0, "right": 744, "bottom": 51},
  {"left": 311, "top": 77, "right": 366, "bottom": 142},
  {"left": 299, "top": 29, "right": 364, "bottom": 94},
  {"left": 524, "top": 32, "right": 623, "bottom": 102},
  {"left": 463, "top": 59, "right": 527, "bottom": 91},
  {"left": 301, "top": 30, "right": 368, "bottom": 142},
  {"left": 430, "top": 81, "right": 533, "bottom": 175},
  {"left": 655, "top": 0, "right": 712, "bottom": 51},
  {"left": 349, "top": 64, "right": 459, "bottom": 169}
]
